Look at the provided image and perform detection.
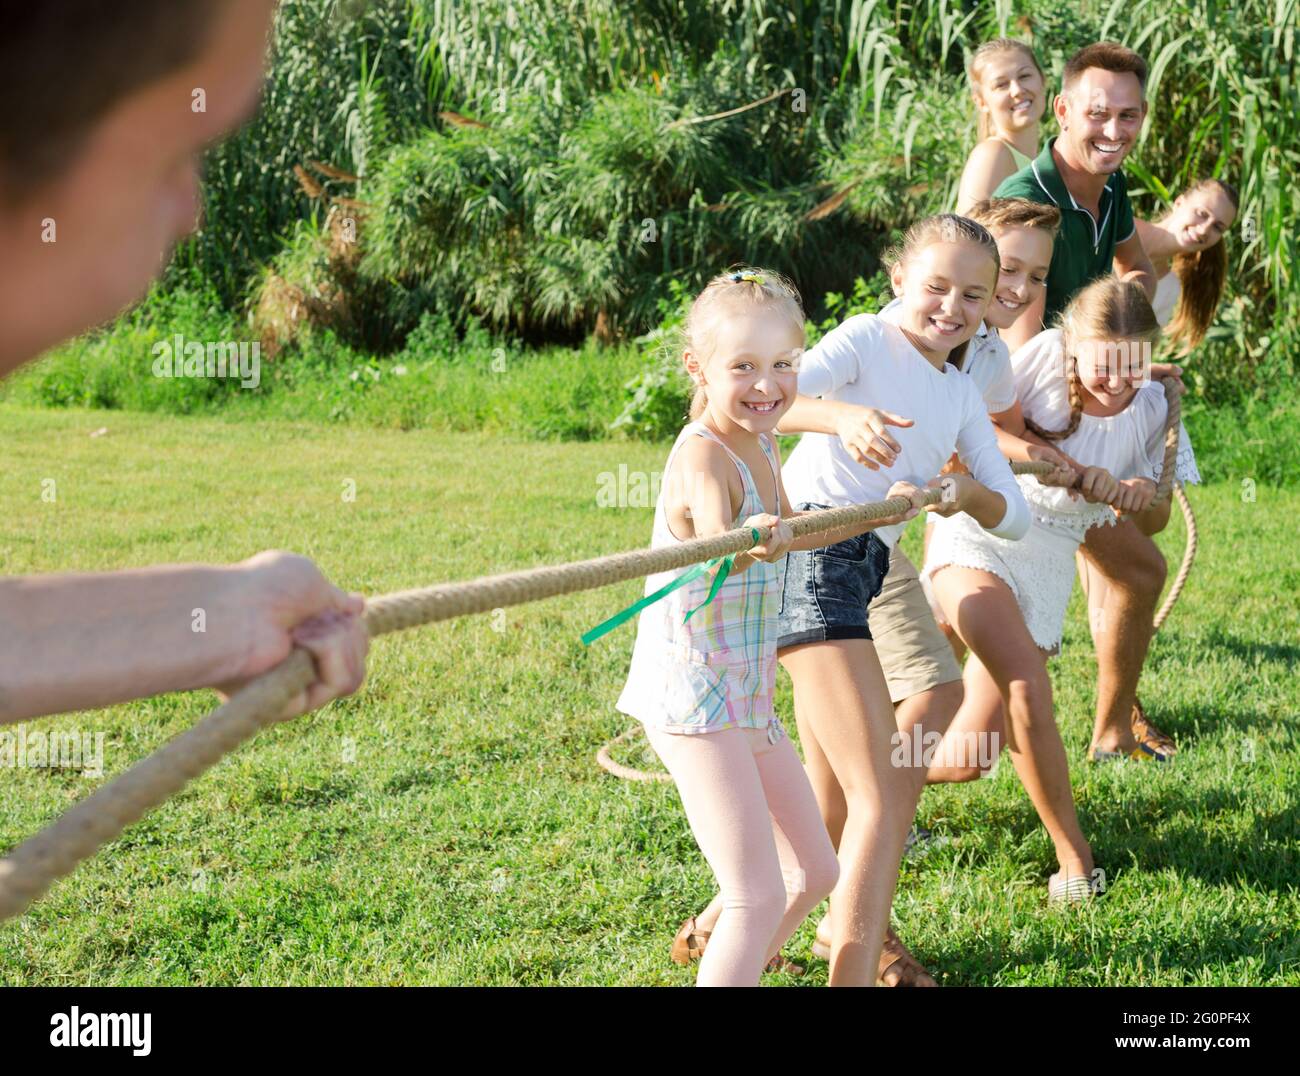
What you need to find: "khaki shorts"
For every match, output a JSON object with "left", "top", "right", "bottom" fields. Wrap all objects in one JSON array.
[{"left": 868, "top": 546, "right": 962, "bottom": 704}]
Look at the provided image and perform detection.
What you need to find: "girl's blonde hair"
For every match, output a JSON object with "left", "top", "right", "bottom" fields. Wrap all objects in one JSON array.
[
  {"left": 685, "top": 268, "right": 805, "bottom": 420},
  {"left": 1024, "top": 277, "right": 1161, "bottom": 443},
  {"left": 969, "top": 39, "right": 1045, "bottom": 142},
  {"left": 883, "top": 213, "right": 1002, "bottom": 369},
  {"left": 1165, "top": 178, "right": 1239, "bottom": 355}
]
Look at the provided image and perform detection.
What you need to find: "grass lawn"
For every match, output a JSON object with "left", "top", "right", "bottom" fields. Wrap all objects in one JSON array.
[{"left": 1, "top": 403, "right": 1297, "bottom": 985}]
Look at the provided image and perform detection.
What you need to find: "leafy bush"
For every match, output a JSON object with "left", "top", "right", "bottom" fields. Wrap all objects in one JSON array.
[
  {"left": 608, "top": 282, "right": 694, "bottom": 441},
  {"left": 152, "top": 1, "right": 1294, "bottom": 383},
  {"left": 3, "top": 279, "right": 249, "bottom": 414},
  {"left": 168, "top": 0, "right": 432, "bottom": 305}
]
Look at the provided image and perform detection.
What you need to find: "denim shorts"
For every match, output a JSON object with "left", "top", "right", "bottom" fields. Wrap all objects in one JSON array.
[{"left": 777, "top": 502, "right": 893, "bottom": 649}]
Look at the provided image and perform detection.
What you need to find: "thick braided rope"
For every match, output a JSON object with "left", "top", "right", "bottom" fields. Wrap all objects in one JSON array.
[
  {"left": 1155, "top": 482, "right": 1197, "bottom": 631},
  {"left": 595, "top": 725, "right": 669, "bottom": 783},
  {"left": 0, "top": 485, "right": 972, "bottom": 921},
  {"left": 1149, "top": 377, "right": 1196, "bottom": 630},
  {"left": 1153, "top": 377, "right": 1183, "bottom": 507}
]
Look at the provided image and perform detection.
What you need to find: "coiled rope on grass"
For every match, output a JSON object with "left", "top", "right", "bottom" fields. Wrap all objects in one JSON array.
[{"left": 0, "top": 384, "right": 1193, "bottom": 916}]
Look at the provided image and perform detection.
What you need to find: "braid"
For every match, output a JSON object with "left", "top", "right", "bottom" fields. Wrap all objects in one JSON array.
[
  {"left": 1061, "top": 355, "right": 1085, "bottom": 439},
  {"left": 1023, "top": 353, "right": 1084, "bottom": 442}
]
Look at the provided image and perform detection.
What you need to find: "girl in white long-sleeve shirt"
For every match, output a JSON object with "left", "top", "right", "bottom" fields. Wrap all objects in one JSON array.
[{"left": 770, "top": 213, "right": 1029, "bottom": 985}]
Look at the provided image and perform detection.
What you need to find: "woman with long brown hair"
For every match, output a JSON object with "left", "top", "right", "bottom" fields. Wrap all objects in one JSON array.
[{"left": 1135, "top": 178, "right": 1240, "bottom": 351}]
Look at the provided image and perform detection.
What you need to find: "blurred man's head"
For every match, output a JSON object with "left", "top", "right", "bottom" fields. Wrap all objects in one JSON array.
[
  {"left": 1053, "top": 43, "right": 1148, "bottom": 178},
  {"left": 0, "top": 0, "right": 277, "bottom": 374}
]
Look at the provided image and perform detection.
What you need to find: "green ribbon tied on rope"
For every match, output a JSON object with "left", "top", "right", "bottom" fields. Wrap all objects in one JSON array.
[{"left": 581, "top": 527, "right": 763, "bottom": 646}]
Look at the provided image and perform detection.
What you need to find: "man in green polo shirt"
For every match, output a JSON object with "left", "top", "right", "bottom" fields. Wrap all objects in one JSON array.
[{"left": 995, "top": 41, "right": 1156, "bottom": 350}]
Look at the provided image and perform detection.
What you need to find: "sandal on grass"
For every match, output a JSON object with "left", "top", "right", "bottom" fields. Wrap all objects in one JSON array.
[
  {"left": 1089, "top": 741, "right": 1170, "bottom": 763},
  {"left": 903, "top": 825, "right": 933, "bottom": 859},
  {"left": 1047, "top": 872, "right": 1096, "bottom": 903},
  {"left": 1131, "top": 699, "right": 1178, "bottom": 756},
  {"left": 670, "top": 916, "right": 709, "bottom": 965},
  {"left": 763, "top": 953, "right": 806, "bottom": 976},
  {"left": 671, "top": 916, "right": 805, "bottom": 976},
  {"left": 811, "top": 924, "right": 937, "bottom": 986}
]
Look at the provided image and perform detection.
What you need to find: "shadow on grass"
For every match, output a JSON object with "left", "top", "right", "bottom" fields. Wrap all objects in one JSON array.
[
  {"left": 1195, "top": 625, "right": 1300, "bottom": 670},
  {"left": 1085, "top": 782, "right": 1298, "bottom": 894},
  {"left": 914, "top": 902, "right": 1300, "bottom": 985}
]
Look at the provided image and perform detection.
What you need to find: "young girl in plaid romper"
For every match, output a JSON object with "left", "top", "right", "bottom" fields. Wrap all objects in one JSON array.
[{"left": 615, "top": 269, "right": 914, "bottom": 986}]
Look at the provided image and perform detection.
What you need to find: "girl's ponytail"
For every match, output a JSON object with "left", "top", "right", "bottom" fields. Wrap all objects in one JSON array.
[{"left": 689, "top": 384, "right": 708, "bottom": 420}]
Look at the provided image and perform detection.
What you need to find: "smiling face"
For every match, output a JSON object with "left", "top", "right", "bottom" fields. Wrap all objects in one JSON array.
[
  {"left": 1055, "top": 67, "right": 1147, "bottom": 176},
  {"left": 0, "top": 0, "right": 276, "bottom": 374},
  {"left": 1166, "top": 184, "right": 1238, "bottom": 253},
  {"left": 975, "top": 51, "right": 1046, "bottom": 137},
  {"left": 890, "top": 241, "right": 998, "bottom": 363},
  {"left": 686, "top": 306, "right": 802, "bottom": 434},
  {"left": 1074, "top": 335, "right": 1155, "bottom": 413},
  {"left": 983, "top": 224, "right": 1053, "bottom": 330}
]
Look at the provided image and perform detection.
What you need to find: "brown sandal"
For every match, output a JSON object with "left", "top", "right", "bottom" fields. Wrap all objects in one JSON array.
[
  {"left": 811, "top": 924, "right": 937, "bottom": 986},
  {"left": 1131, "top": 698, "right": 1177, "bottom": 756},
  {"left": 671, "top": 916, "right": 805, "bottom": 976},
  {"left": 671, "top": 917, "right": 710, "bottom": 965},
  {"left": 876, "top": 927, "right": 937, "bottom": 987}
]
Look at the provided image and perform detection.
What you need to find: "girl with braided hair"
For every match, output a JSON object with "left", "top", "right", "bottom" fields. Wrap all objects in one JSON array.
[
  {"left": 1072, "top": 179, "right": 1238, "bottom": 755},
  {"left": 921, "top": 277, "right": 1191, "bottom": 901}
]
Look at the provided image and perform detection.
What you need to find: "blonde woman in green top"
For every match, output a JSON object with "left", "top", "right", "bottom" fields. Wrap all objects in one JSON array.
[{"left": 956, "top": 39, "right": 1047, "bottom": 215}]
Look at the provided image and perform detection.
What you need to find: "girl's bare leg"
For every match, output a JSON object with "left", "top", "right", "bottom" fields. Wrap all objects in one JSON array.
[
  {"left": 780, "top": 639, "right": 912, "bottom": 986},
  {"left": 925, "top": 522, "right": 967, "bottom": 662},
  {"left": 930, "top": 566, "right": 1093, "bottom": 878},
  {"left": 925, "top": 656, "right": 1006, "bottom": 784},
  {"left": 1077, "top": 522, "right": 1167, "bottom": 753}
]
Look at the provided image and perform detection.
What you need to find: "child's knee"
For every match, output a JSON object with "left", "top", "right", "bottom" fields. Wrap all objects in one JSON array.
[
  {"left": 723, "top": 872, "right": 788, "bottom": 927},
  {"left": 1006, "top": 673, "right": 1052, "bottom": 726},
  {"left": 799, "top": 849, "right": 840, "bottom": 902},
  {"left": 932, "top": 761, "right": 987, "bottom": 783}
]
